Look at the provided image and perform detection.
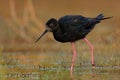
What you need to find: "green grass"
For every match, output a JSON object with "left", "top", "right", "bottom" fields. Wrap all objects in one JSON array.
[
  {"left": 0, "top": 46, "right": 7, "bottom": 80},
  {"left": 0, "top": 34, "right": 120, "bottom": 80},
  {"left": 0, "top": 46, "right": 120, "bottom": 80}
]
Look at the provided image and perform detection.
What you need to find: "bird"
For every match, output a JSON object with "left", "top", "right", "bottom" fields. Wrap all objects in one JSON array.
[{"left": 35, "top": 14, "right": 112, "bottom": 75}]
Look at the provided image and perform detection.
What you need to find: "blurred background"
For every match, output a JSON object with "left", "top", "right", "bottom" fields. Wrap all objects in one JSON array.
[
  {"left": 0, "top": 0, "right": 120, "bottom": 80},
  {"left": 0, "top": 0, "right": 119, "bottom": 52}
]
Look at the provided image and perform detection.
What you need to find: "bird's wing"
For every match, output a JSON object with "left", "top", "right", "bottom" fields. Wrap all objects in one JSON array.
[{"left": 58, "top": 15, "right": 89, "bottom": 33}]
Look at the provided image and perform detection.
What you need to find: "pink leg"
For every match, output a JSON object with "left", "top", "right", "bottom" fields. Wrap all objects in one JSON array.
[
  {"left": 83, "top": 38, "right": 95, "bottom": 67},
  {"left": 70, "top": 42, "right": 77, "bottom": 76}
]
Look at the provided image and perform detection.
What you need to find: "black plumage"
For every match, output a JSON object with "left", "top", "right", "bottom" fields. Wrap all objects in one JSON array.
[
  {"left": 35, "top": 14, "right": 112, "bottom": 75},
  {"left": 35, "top": 14, "right": 112, "bottom": 43}
]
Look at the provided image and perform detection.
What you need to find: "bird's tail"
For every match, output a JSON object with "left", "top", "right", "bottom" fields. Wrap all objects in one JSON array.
[
  {"left": 96, "top": 14, "right": 112, "bottom": 20},
  {"left": 92, "top": 14, "right": 112, "bottom": 23}
]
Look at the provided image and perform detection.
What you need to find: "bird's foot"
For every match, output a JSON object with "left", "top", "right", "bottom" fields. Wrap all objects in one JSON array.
[{"left": 92, "top": 64, "right": 96, "bottom": 68}]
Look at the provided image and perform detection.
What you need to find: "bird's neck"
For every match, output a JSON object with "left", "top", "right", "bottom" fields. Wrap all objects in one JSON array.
[
  {"left": 52, "top": 25, "right": 66, "bottom": 42},
  {"left": 52, "top": 24, "right": 60, "bottom": 32}
]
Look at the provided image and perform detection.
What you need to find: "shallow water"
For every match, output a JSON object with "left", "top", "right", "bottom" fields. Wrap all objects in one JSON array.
[{"left": 0, "top": 52, "right": 120, "bottom": 80}]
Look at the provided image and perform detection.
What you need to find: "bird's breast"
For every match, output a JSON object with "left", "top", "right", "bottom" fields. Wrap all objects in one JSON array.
[{"left": 53, "top": 30, "right": 86, "bottom": 43}]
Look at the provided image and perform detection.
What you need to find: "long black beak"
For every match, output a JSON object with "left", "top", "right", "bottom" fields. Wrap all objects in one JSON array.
[{"left": 35, "top": 29, "right": 48, "bottom": 43}]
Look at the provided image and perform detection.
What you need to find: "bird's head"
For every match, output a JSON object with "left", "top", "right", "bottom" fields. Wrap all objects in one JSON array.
[
  {"left": 35, "top": 18, "right": 58, "bottom": 43},
  {"left": 46, "top": 18, "right": 58, "bottom": 32}
]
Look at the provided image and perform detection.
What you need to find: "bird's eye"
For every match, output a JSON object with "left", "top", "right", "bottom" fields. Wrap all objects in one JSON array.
[{"left": 49, "top": 23, "right": 54, "bottom": 27}]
